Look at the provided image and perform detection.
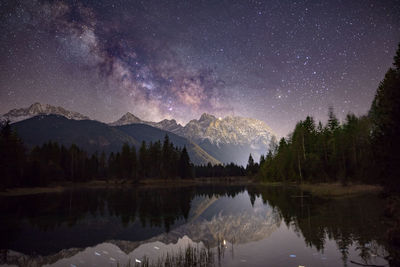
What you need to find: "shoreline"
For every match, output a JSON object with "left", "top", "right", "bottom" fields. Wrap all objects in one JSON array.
[
  {"left": 0, "top": 177, "right": 254, "bottom": 196},
  {"left": 259, "top": 181, "right": 383, "bottom": 197},
  {"left": 299, "top": 182, "right": 383, "bottom": 198},
  {"left": 0, "top": 179, "right": 382, "bottom": 197}
]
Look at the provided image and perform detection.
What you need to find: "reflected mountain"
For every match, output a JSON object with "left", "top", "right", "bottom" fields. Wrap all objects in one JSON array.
[
  {"left": 111, "top": 192, "right": 280, "bottom": 253},
  {"left": 176, "top": 193, "right": 280, "bottom": 245},
  {"left": 0, "top": 186, "right": 247, "bottom": 256},
  {"left": 0, "top": 185, "right": 391, "bottom": 266},
  {"left": 5, "top": 236, "right": 205, "bottom": 267}
]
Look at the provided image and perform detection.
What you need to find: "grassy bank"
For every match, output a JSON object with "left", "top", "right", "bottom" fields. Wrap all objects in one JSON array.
[
  {"left": 1, "top": 179, "right": 381, "bottom": 198},
  {"left": 138, "top": 176, "right": 253, "bottom": 187},
  {"left": 0, "top": 180, "right": 114, "bottom": 196},
  {"left": 299, "top": 182, "right": 382, "bottom": 198},
  {"left": 0, "top": 177, "right": 253, "bottom": 196},
  {"left": 0, "top": 186, "right": 67, "bottom": 196},
  {"left": 258, "top": 181, "right": 382, "bottom": 197},
  {"left": 0, "top": 180, "right": 127, "bottom": 196},
  {"left": 126, "top": 245, "right": 214, "bottom": 267},
  {"left": 259, "top": 181, "right": 287, "bottom": 186}
]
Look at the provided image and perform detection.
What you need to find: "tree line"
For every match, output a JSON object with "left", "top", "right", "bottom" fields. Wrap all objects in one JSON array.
[
  {"left": 194, "top": 162, "right": 245, "bottom": 177},
  {"left": 256, "top": 111, "right": 374, "bottom": 185},
  {"left": 0, "top": 131, "right": 191, "bottom": 188},
  {"left": 0, "top": 126, "right": 246, "bottom": 188},
  {"left": 255, "top": 43, "right": 400, "bottom": 193},
  {"left": 107, "top": 136, "right": 193, "bottom": 181}
]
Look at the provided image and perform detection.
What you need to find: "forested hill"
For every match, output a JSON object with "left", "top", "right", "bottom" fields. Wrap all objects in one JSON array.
[
  {"left": 11, "top": 115, "right": 219, "bottom": 165},
  {"left": 0, "top": 120, "right": 245, "bottom": 188},
  {"left": 115, "top": 123, "right": 220, "bottom": 165},
  {"left": 257, "top": 112, "right": 374, "bottom": 185},
  {"left": 256, "top": 43, "right": 400, "bottom": 192}
]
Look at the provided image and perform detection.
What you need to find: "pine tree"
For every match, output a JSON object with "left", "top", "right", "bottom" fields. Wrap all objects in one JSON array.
[
  {"left": 369, "top": 43, "right": 400, "bottom": 192},
  {"left": 259, "top": 155, "right": 265, "bottom": 166},
  {"left": 246, "top": 154, "right": 255, "bottom": 176},
  {"left": 121, "top": 143, "right": 132, "bottom": 179},
  {"left": 130, "top": 145, "right": 137, "bottom": 182},
  {"left": 99, "top": 151, "right": 107, "bottom": 179},
  {"left": 149, "top": 141, "right": 161, "bottom": 178},
  {"left": 327, "top": 106, "right": 340, "bottom": 132},
  {"left": 179, "top": 146, "right": 191, "bottom": 179},
  {"left": 0, "top": 121, "right": 26, "bottom": 188},
  {"left": 108, "top": 152, "right": 116, "bottom": 179},
  {"left": 161, "top": 135, "right": 171, "bottom": 178},
  {"left": 138, "top": 141, "right": 147, "bottom": 178},
  {"left": 115, "top": 152, "right": 122, "bottom": 179}
]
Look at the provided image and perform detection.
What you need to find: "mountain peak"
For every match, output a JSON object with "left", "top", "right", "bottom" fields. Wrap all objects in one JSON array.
[
  {"left": 109, "top": 112, "right": 142, "bottom": 126},
  {"left": 1, "top": 103, "right": 89, "bottom": 123},
  {"left": 199, "top": 113, "right": 216, "bottom": 122},
  {"left": 158, "top": 118, "right": 177, "bottom": 124},
  {"left": 167, "top": 112, "right": 276, "bottom": 164},
  {"left": 122, "top": 112, "right": 141, "bottom": 121},
  {"left": 30, "top": 102, "right": 45, "bottom": 108}
]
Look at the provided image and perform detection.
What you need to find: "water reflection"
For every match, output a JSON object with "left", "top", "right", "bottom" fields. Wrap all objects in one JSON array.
[
  {"left": 247, "top": 186, "right": 389, "bottom": 266},
  {"left": 5, "top": 236, "right": 204, "bottom": 267},
  {"left": 0, "top": 185, "right": 390, "bottom": 266}
]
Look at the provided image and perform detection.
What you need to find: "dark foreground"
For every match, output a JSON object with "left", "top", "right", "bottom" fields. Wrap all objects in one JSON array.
[{"left": 0, "top": 184, "right": 392, "bottom": 266}]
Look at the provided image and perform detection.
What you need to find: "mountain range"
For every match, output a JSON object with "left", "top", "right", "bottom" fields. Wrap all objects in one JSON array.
[
  {"left": 2, "top": 103, "right": 276, "bottom": 165},
  {"left": 1, "top": 102, "right": 89, "bottom": 123},
  {"left": 110, "top": 112, "right": 275, "bottom": 164},
  {"left": 11, "top": 115, "right": 220, "bottom": 165}
]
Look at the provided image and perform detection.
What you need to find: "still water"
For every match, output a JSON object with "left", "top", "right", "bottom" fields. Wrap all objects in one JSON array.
[{"left": 0, "top": 185, "right": 390, "bottom": 266}]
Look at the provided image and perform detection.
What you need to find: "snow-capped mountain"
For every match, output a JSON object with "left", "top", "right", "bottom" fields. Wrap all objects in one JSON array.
[
  {"left": 111, "top": 112, "right": 276, "bottom": 165},
  {"left": 174, "top": 113, "right": 275, "bottom": 165},
  {"left": 1, "top": 102, "right": 89, "bottom": 123},
  {"left": 152, "top": 119, "right": 182, "bottom": 133},
  {"left": 3, "top": 103, "right": 276, "bottom": 164},
  {"left": 109, "top": 112, "right": 142, "bottom": 126},
  {"left": 111, "top": 112, "right": 274, "bottom": 147},
  {"left": 177, "top": 113, "right": 274, "bottom": 147},
  {"left": 0, "top": 103, "right": 273, "bottom": 165},
  {"left": 110, "top": 112, "right": 184, "bottom": 132}
]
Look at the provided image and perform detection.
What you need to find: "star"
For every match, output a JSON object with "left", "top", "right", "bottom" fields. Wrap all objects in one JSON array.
[{"left": 0, "top": 0, "right": 398, "bottom": 137}]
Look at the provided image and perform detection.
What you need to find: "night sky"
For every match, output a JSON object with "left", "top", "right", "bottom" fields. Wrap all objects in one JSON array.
[{"left": 1, "top": 0, "right": 399, "bottom": 137}]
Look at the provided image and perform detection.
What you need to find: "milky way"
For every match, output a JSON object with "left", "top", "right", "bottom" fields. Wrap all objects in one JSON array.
[{"left": 0, "top": 0, "right": 399, "bottom": 136}]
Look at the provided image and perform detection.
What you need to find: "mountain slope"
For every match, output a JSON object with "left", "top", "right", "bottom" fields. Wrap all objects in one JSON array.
[
  {"left": 6, "top": 103, "right": 276, "bottom": 165},
  {"left": 180, "top": 113, "right": 274, "bottom": 146},
  {"left": 12, "top": 115, "right": 138, "bottom": 154},
  {"left": 115, "top": 124, "right": 220, "bottom": 165},
  {"left": 112, "top": 113, "right": 275, "bottom": 165},
  {"left": 2, "top": 103, "right": 89, "bottom": 123},
  {"left": 110, "top": 112, "right": 184, "bottom": 133},
  {"left": 108, "top": 112, "right": 142, "bottom": 126},
  {"left": 11, "top": 115, "right": 218, "bottom": 165},
  {"left": 175, "top": 114, "right": 275, "bottom": 165}
]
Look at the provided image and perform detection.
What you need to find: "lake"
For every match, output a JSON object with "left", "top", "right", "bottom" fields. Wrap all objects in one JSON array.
[{"left": 0, "top": 184, "right": 390, "bottom": 266}]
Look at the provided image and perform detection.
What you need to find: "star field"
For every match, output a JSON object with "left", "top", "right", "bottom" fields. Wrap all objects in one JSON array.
[{"left": 0, "top": 0, "right": 399, "bottom": 136}]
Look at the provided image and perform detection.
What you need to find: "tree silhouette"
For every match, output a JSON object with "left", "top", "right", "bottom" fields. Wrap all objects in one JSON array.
[
  {"left": 179, "top": 146, "right": 192, "bottom": 179},
  {"left": 369, "top": 43, "right": 400, "bottom": 192}
]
